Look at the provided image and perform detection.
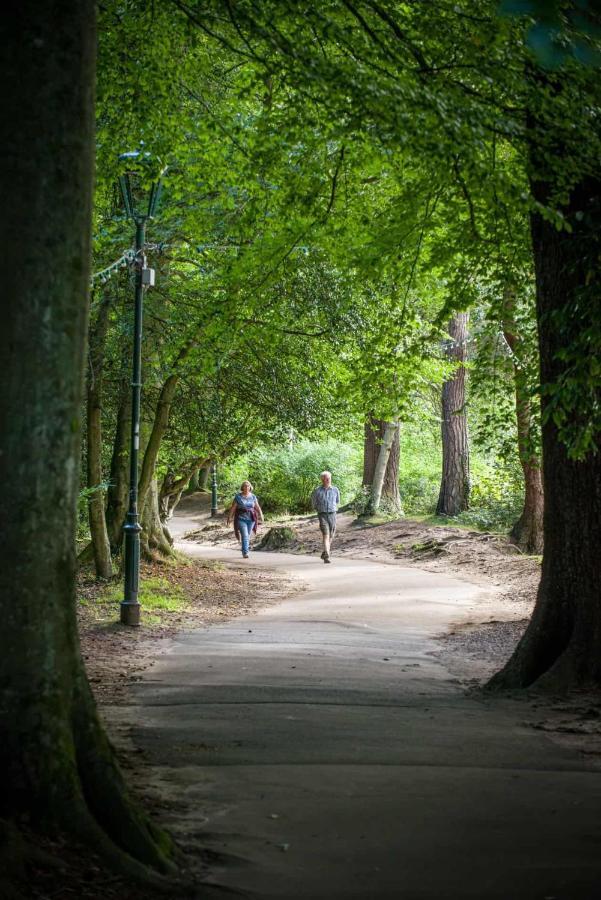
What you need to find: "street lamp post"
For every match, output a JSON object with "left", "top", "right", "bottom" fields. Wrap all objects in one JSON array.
[
  {"left": 118, "top": 152, "right": 163, "bottom": 627},
  {"left": 211, "top": 462, "right": 218, "bottom": 517}
]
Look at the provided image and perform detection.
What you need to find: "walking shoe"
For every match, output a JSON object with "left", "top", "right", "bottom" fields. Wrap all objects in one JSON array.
[
  {"left": 320, "top": 550, "right": 326, "bottom": 560},
  {"left": 323, "top": 554, "right": 331, "bottom": 563},
  {"left": 243, "top": 553, "right": 249, "bottom": 559}
]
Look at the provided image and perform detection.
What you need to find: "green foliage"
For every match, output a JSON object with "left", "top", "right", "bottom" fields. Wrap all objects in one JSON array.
[{"left": 220, "top": 438, "right": 363, "bottom": 512}]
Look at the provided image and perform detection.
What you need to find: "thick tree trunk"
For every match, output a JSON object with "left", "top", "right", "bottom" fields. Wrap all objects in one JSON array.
[
  {"left": 490, "top": 174, "right": 601, "bottom": 690},
  {"left": 365, "top": 422, "right": 399, "bottom": 515},
  {"left": 363, "top": 416, "right": 403, "bottom": 513},
  {"left": 436, "top": 313, "right": 470, "bottom": 516},
  {"left": 86, "top": 295, "right": 113, "bottom": 579},
  {"left": 105, "top": 370, "right": 131, "bottom": 552},
  {"left": 0, "top": 0, "right": 173, "bottom": 878}
]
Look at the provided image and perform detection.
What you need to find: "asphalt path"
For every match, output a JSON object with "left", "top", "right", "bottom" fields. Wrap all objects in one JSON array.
[{"left": 120, "top": 514, "right": 601, "bottom": 899}]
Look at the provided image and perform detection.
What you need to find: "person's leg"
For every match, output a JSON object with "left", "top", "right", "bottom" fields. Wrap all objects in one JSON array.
[
  {"left": 319, "top": 514, "right": 331, "bottom": 561},
  {"left": 239, "top": 519, "right": 251, "bottom": 556}
]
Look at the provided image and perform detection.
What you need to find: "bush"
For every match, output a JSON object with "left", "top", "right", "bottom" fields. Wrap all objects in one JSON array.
[{"left": 220, "top": 439, "right": 363, "bottom": 513}]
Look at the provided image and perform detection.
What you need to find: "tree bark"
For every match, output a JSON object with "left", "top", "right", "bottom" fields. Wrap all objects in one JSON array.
[
  {"left": 137, "top": 374, "right": 179, "bottom": 516},
  {"left": 105, "top": 367, "right": 131, "bottom": 552},
  {"left": 0, "top": 0, "right": 173, "bottom": 876},
  {"left": 503, "top": 292, "right": 544, "bottom": 554},
  {"left": 160, "top": 455, "right": 211, "bottom": 520},
  {"left": 141, "top": 478, "right": 174, "bottom": 558},
  {"left": 363, "top": 416, "right": 403, "bottom": 513},
  {"left": 86, "top": 295, "right": 113, "bottom": 578},
  {"left": 490, "top": 173, "right": 601, "bottom": 690},
  {"left": 187, "top": 468, "right": 201, "bottom": 492},
  {"left": 436, "top": 313, "right": 470, "bottom": 516},
  {"left": 198, "top": 465, "right": 210, "bottom": 491},
  {"left": 365, "top": 422, "right": 400, "bottom": 515}
]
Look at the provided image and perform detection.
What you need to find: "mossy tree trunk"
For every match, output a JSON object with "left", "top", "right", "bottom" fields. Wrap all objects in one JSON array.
[
  {"left": 198, "top": 464, "right": 211, "bottom": 491},
  {"left": 490, "top": 172, "right": 601, "bottom": 690},
  {"left": 141, "top": 478, "right": 174, "bottom": 558},
  {"left": 436, "top": 313, "right": 470, "bottom": 517},
  {"left": 86, "top": 293, "right": 114, "bottom": 579},
  {"left": 0, "top": 0, "right": 173, "bottom": 877}
]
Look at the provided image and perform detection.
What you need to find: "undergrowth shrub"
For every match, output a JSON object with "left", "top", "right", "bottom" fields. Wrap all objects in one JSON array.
[{"left": 220, "top": 439, "right": 362, "bottom": 513}]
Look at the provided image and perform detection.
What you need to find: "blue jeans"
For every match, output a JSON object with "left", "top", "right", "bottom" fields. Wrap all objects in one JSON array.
[{"left": 238, "top": 517, "right": 254, "bottom": 555}]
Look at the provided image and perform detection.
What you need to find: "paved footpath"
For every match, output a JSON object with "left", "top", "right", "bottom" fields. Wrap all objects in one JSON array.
[{"left": 117, "top": 513, "right": 601, "bottom": 899}]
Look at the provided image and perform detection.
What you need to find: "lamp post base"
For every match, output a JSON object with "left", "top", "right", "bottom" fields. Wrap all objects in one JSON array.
[{"left": 120, "top": 600, "right": 141, "bottom": 627}]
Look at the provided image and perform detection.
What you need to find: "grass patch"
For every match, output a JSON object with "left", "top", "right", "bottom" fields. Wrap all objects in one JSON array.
[
  {"left": 78, "top": 573, "right": 190, "bottom": 627},
  {"left": 102, "top": 576, "right": 188, "bottom": 613}
]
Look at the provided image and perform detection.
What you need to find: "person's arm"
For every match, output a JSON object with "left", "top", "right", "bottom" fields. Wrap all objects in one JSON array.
[
  {"left": 225, "top": 499, "right": 237, "bottom": 525},
  {"left": 335, "top": 487, "right": 341, "bottom": 508},
  {"left": 254, "top": 499, "right": 264, "bottom": 523},
  {"left": 311, "top": 487, "right": 319, "bottom": 510}
]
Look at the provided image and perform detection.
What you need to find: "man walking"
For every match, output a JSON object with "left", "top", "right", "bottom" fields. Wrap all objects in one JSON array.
[{"left": 311, "top": 470, "right": 340, "bottom": 564}]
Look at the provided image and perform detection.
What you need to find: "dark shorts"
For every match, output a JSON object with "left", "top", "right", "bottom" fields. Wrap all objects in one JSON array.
[{"left": 318, "top": 512, "right": 337, "bottom": 536}]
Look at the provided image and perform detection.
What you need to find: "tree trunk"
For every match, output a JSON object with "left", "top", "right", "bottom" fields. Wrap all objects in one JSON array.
[
  {"left": 105, "top": 369, "right": 131, "bottom": 552},
  {"left": 363, "top": 416, "right": 403, "bottom": 513},
  {"left": 86, "top": 295, "right": 113, "bottom": 579},
  {"left": 366, "top": 422, "right": 399, "bottom": 515},
  {"left": 160, "top": 455, "right": 211, "bottom": 520},
  {"left": 187, "top": 468, "right": 201, "bottom": 492},
  {"left": 198, "top": 465, "right": 210, "bottom": 491},
  {"left": 503, "top": 293, "right": 544, "bottom": 554},
  {"left": 436, "top": 313, "right": 470, "bottom": 516},
  {"left": 141, "top": 478, "right": 174, "bottom": 558},
  {"left": 0, "top": 0, "right": 173, "bottom": 877},
  {"left": 137, "top": 373, "right": 179, "bottom": 515},
  {"left": 490, "top": 173, "right": 601, "bottom": 690}
]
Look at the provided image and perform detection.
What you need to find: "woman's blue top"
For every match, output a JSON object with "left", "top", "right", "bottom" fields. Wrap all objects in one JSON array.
[{"left": 235, "top": 492, "right": 256, "bottom": 519}]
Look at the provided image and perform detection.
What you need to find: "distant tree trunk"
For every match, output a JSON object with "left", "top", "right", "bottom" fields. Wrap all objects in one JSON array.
[
  {"left": 105, "top": 369, "right": 131, "bottom": 552},
  {"left": 0, "top": 0, "right": 172, "bottom": 877},
  {"left": 137, "top": 373, "right": 179, "bottom": 516},
  {"left": 503, "top": 290, "right": 544, "bottom": 554},
  {"left": 141, "top": 478, "right": 173, "bottom": 558},
  {"left": 86, "top": 295, "right": 113, "bottom": 579},
  {"left": 363, "top": 416, "right": 403, "bottom": 513},
  {"left": 436, "top": 313, "right": 470, "bottom": 516},
  {"left": 160, "top": 455, "right": 210, "bottom": 520},
  {"left": 490, "top": 171, "right": 601, "bottom": 690},
  {"left": 366, "top": 422, "right": 399, "bottom": 515},
  {"left": 187, "top": 468, "right": 201, "bottom": 492},
  {"left": 198, "top": 465, "right": 210, "bottom": 491}
]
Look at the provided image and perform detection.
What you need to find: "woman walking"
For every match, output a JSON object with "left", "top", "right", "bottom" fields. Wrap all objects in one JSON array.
[{"left": 226, "top": 480, "right": 264, "bottom": 558}]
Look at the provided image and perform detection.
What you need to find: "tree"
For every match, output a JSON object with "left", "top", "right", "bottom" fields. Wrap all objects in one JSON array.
[
  {"left": 0, "top": 0, "right": 174, "bottom": 882},
  {"left": 502, "top": 287, "right": 544, "bottom": 554},
  {"left": 436, "top": 313, "right": 470, "bottom": 517},
  {"left": 86, "top": 292, "right": 114, "bottom": 578},
  {"left": 182, "top": 0, "right": 601, "bottom": 688},
  {"left": 362, "top": 416, "right": 403, "bottom": 515}
]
